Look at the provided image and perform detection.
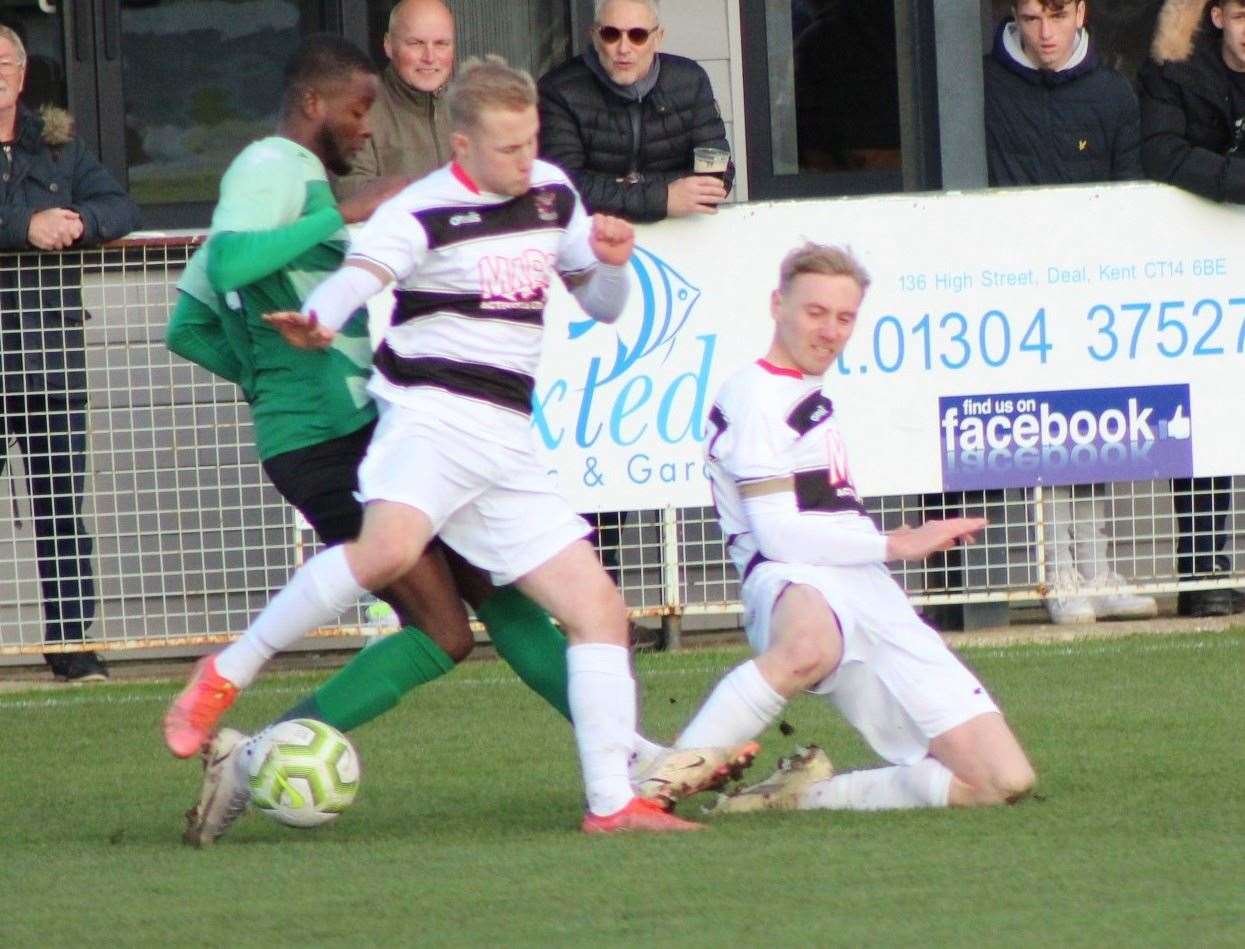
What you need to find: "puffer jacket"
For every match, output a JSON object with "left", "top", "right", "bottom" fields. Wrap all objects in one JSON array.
[
  {"left": 983, "top": 19, "right": 1141, "bottom": 185},
  {"left": 1138, "top": 0, "right": 1245, "bottom": 201},
  {"left": 0, "top": 104, "right": 140, "bottom": 400},
  {"left": 537, "top": 51, "right": 729, "bottom": 222}
]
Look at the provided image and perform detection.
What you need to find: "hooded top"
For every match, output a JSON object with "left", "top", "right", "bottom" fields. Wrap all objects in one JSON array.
[
  {"left": 1138, "top": 0, "right": 1245, "bottom": 201},
  {"left": 983, "top": 18, "right": 1141, "bottom": 185}
]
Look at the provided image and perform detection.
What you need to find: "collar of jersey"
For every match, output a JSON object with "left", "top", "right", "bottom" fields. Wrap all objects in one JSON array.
[
  {"left": 451, "top": 162, "right": 482, "bottom": 194},
  {"left": 756, "top": 358, "right": 805, "bottom": 380}
]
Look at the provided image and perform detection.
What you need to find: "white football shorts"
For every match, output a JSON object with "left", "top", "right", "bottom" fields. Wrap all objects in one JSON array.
[
  {"left": 356, "top": 397, "right": 591, "bottom": 585},
  {"left": 744, "top": 560, "right": 999, "bottom": 765}
]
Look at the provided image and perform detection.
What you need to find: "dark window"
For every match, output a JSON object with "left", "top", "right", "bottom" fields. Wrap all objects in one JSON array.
[
  {"left": 742, "top": 0, "right": 914, "bottom": 200},
  {"left": 120, "top": 0, "right": 327, "bottom": 224}
]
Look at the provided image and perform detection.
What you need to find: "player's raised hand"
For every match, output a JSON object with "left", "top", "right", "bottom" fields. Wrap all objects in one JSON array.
[
  {"left": 885, "top": 517, "right": 988, "bottom": 561},
  {"left": 589, "top": 213, "right": 635, "bottom": 266},
  {"left": 263, "top": 310, "right": 336, "bottom": 349}
]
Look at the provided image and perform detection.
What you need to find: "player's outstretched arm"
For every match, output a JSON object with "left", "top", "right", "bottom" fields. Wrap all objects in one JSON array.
[
  {"left": 884, "top": 517, "right": 988, "bottom": 561},
  {"left": 262, "top": 310, "right": 335, "bottom": 349},
  {"left": 296, "top": 259, "right": 389, "bottom": 334}
]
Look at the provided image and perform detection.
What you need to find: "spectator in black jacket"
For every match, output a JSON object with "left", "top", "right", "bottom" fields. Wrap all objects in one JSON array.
[
  {"left": 985, "top": 0, "right": 1142, "bottom": 185},
  {"left": 537, "top": 0, "right": 731, "bottom": 223},
  {"left": 1139, "top": 0, "right": 1245, "bottom": 617},
  {"left": 983, "top": 1, "right": 1156, "bottom": 626},
  {"left": 0, "top": 24, "right": 141, "bottom": 680},
  {"left": 537, "top": 1, "right": 729, "bottom": 651}
]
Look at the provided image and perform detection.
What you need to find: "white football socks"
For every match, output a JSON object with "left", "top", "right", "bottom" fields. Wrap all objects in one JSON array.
[
  {"left": 800, "top": 757, "right": 954, "bottom": 811},
  {"left": 674, "top": 660, "right": 786, "bottom": 750},
  {"left": 214, "top": 545, "right": 366, "bottom": 688},
  {"left": 629, "top": 734, "right": 668, "bottom": 776},
  {"left": 567, "top": 643, "right": 637, "bottom": 816}
]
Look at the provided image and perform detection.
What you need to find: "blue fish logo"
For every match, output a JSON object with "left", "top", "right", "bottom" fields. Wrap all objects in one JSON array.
[{"left": 568, "top": 246, "right": 701, "bottom": 385}]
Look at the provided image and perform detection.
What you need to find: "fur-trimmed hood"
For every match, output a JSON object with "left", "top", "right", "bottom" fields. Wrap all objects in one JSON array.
[
  {"left": 1152, "top": 0, "right": 1213, "bottom": 64},
  {"left": 38, "top": 105, "right": 74, "bottom": 146}
]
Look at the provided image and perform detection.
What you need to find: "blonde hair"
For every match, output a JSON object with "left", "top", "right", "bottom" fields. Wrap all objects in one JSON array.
[
  {"left": 446, "top": 55, "right": 537, "bottom": 131},
  {"left": 778, "top": 242, "right": 871, "bottom": 294},
  {"left": 0, "top": 25, "right": 27, "bottom": 65}
]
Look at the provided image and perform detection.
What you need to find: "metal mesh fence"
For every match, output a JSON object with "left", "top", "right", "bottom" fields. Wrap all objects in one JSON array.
[{"left": 1, "top": 239, "right": 1243, "bottom": 658}]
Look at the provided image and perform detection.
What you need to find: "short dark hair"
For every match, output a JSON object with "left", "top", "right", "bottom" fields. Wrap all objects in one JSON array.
[
  {"left": 282, "top": 34, "right": 376, "bottom": 113},
  {"left": 1013, "top": 0, "right": 1082, "bottom": 11}
]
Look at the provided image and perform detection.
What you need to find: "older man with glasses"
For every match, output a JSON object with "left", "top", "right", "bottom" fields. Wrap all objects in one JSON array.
[
  {"left": 537, "top": 0, "right": 732, "bottom": 223},
  {"left": 537, "top": 1, "right": 732, "bottom": 648}
]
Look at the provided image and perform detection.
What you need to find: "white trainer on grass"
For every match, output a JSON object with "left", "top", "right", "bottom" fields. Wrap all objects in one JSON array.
[
  {"left": 183, "top": 727, "right": 251, "bottom": 848},
  {"left": 633, "top": 741, "right": 761, "bottom": 810},
  {"left": 708, "top": 745, "right": 834, "bottom": 815}
]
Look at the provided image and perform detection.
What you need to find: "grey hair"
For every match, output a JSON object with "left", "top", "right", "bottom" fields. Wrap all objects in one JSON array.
[
  {"left": 0, "top": 25, "right": 27, "bottom": 66},
  {"left": 593, "top": 0, "right": 661, "bottom": 23}
]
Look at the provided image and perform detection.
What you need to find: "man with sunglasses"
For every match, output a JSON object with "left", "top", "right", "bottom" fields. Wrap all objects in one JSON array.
[
  {"left": 538, "top": 1, "right": 732, "bottom": 609},
  {"left": 537, "top": 0, "right": 732, "bottom": 223}
]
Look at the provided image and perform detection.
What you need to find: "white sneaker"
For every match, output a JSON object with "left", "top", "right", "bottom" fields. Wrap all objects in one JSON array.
[
  {"left": 632, "top": 741, "right": 760, "bottom": 811},
  {"left": 1088, "top": 571, "right": 1158, "bottom": 620},
  {"left": 708, "top": 745, "right": 835, "bottom": 815},
  {"left": 1044, "top": 568, "right": 1096, "bottom": 625},
  {"left": 183, "top": 728, "right": 251, "bottom": 847}
]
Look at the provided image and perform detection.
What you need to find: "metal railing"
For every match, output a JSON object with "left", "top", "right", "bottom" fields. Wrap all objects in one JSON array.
[{"left": 1, "top": 236, "right": 1241, "bottom": 659}]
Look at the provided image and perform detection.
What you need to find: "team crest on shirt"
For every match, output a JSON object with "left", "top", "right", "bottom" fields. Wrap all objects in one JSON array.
[{"left": 533, "top": 189, "right": 560, "bottom": 222}]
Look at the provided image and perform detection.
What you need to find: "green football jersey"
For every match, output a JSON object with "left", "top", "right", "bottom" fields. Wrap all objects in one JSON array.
[{"left": 180, "top": 136, "right": 376, "bottom": 460}]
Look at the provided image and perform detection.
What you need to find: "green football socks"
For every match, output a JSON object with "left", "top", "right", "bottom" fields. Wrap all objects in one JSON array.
[
  {"left": 475, "top": 586, "right": 572, "bottom": 722},
  {"left": 276, "top": 625, "right": 454, "bottom": 732},
  {"left": 274, "top": 587, "right": 573, "bottom": 732}
]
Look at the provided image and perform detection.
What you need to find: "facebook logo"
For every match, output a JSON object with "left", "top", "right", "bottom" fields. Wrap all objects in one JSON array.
[{"left": 938, "top": 384, "right": 1194, "bottom": 490}]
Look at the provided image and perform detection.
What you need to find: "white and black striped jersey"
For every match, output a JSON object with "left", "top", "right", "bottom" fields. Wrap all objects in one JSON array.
[
  {"left": 706, "top": 359, "right": 888, "bottom": 585},
  {"left": 347, "top": 159, "right": 597, "bottom": 420}
]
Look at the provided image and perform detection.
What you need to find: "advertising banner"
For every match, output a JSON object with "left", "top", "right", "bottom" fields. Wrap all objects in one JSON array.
[{"left": 370, "top": 183, "right": 1245, "bottom": 512}]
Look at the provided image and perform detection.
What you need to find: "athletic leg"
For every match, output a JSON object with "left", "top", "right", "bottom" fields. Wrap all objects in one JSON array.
[
  {"left": 261, "top": 429, "right": 475, "bottom": 728},
  {"left": 675, "top": 584, "right": 838, "bottom": 749},
  {"left": 275, "top": 547, "right": 469, "bottom": 731},
  {"left": 516, "top": 540, "right": 635, "bottom": 816},
  {"left": 927, "top": 711, "right": 1036, "bottom": 806},
  {"left": 164, "top": 501, "right": 432, "bottom": 757},
  {"left": 443, "top": 543, "right": 573, "bottom": 721}
]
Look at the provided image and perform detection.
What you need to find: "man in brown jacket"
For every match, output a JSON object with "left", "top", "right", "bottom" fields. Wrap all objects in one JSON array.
[{"left": 333, "top": 0, "right": 453, "bottom": 198}]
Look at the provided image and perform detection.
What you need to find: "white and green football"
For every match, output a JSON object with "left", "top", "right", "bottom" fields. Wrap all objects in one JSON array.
[{"left": 243, "top": 719, "right": 360, "bottom": 828}]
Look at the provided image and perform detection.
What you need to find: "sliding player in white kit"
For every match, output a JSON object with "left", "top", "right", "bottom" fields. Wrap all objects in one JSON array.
[
  {"left": 165, "top": 56, "right": 717, "bottom": 833},
  {"left": 674, "top": 242, "right": 1037, "bottom": 814}
]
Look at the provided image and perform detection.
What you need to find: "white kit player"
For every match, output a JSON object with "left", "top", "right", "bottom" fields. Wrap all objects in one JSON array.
[
  {"left": 671, "top": 242, "right": 1037, "bottom": 814},
  {"left": 163, "top": 56, "right": 716, "bottom": 834}
]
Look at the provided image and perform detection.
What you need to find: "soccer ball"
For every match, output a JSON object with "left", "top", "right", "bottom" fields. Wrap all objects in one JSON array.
[{"left": 243, "top": 719, "right": 360, "bottom": 828}]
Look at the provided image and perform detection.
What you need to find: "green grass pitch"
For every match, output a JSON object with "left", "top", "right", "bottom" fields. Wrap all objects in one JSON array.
[{"left": 3, "top": 631, "right": 1243, "bottom": 946}]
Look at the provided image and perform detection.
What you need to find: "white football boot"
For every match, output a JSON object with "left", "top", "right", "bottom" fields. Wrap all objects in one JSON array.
[
  {"left": 183, "top": 728, "right": 251, "bottom": 847},
  {"left": 632, "top": 741, "right": 761, "bottom": 811},
  {"left": 708, "top": 745, "right": 835, "bottom": 815}
]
